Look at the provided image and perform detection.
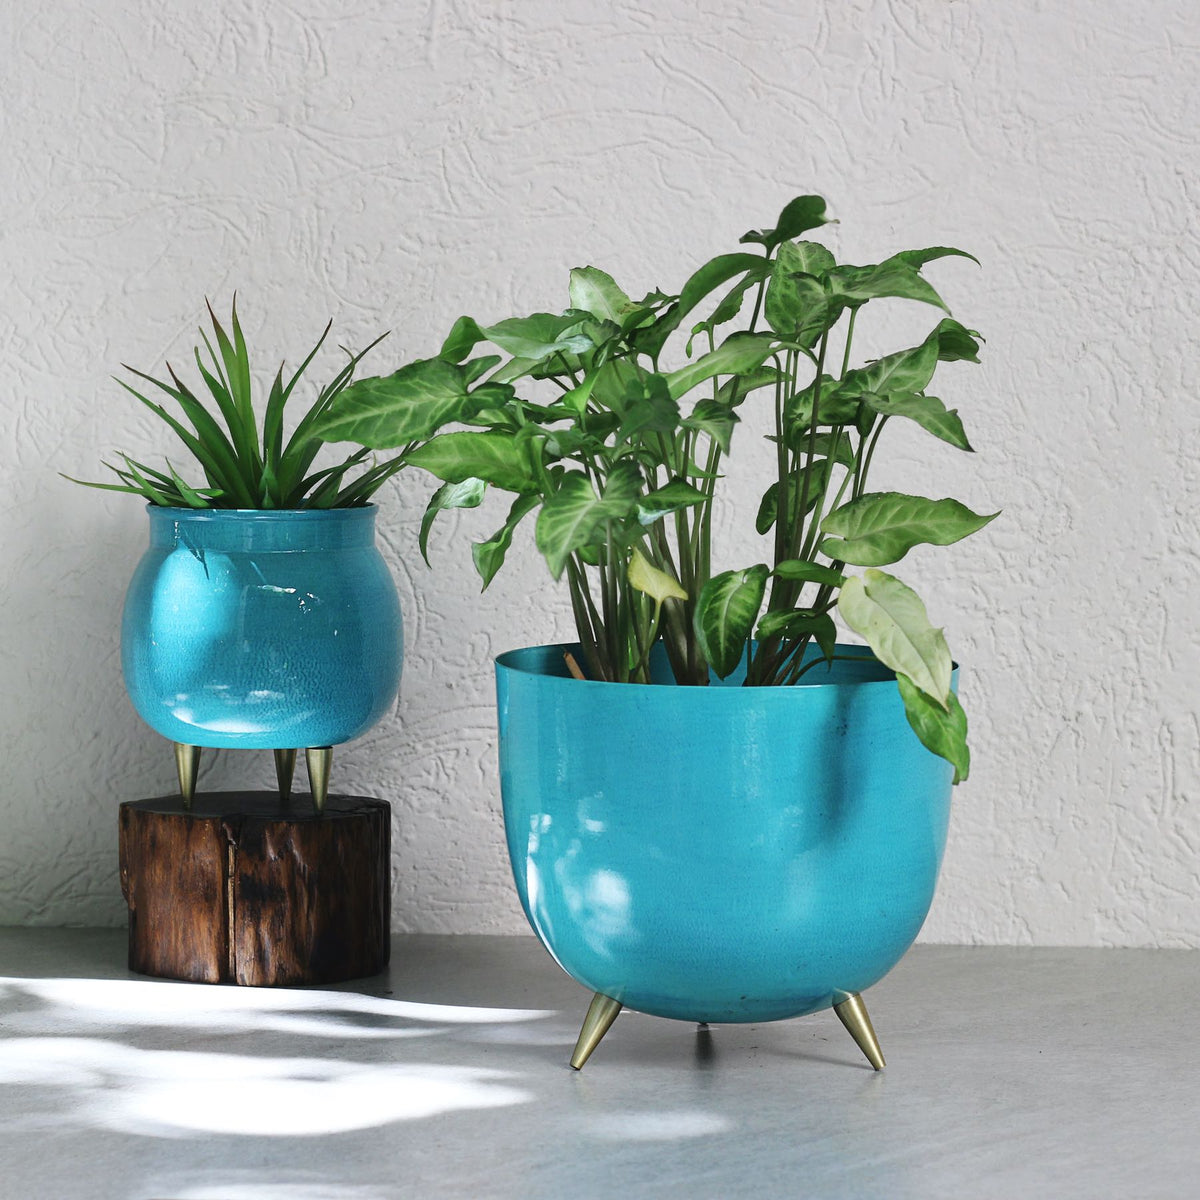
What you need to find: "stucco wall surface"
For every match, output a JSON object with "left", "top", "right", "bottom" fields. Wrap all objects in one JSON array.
[{"left": 1, "top": 0, "right": 1196, "bottom": 945}]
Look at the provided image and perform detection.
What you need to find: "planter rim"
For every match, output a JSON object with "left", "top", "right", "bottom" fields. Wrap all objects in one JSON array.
[
  {"left": 144, "top": 502, "right": 381, "bottom": 551},
  {"left": 496, "top": 641, "right": 957, "bottom": 693},
  {"left": 144, "top": 503, "right": 378, "bottom": 520}
]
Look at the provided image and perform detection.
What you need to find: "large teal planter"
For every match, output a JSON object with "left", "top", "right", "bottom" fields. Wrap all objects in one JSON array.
[
  {"left": 122, "top": 506, "right": 403, "bottom": 750},
  {"left": 496, "top": 643, "right": 955, "bottom": 1039}
]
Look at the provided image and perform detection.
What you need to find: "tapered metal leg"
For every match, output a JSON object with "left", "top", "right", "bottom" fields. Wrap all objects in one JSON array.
[
  {"left": 305, "top": 746, "right": 332, "bottom": 815},
  {"left": 174, "top": 743, "right": 200, "bottom": 809},
  {"left": 273, "top": 749, "right": 297, "bottom": 802},
  {"left": 833, "top": 992, "right": 886, "bottom": 1070},
  {"left": 570, "top": 993, "right": 622, "bottom": 1070}
]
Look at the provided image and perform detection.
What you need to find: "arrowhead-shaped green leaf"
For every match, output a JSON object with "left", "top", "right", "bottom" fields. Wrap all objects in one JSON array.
[
  {"left": 694, "top": 564, "right": 768, "bottom": 679},
  {"left": 897, "top": 671, "right": 970, "bottom": 783},
  {"left": 599, "top": 460, "right": 643, "bottom": 520},
  {"left": 633, "top": 253, "right": 767, "bottom": 359},
  {"left": 615, "top": 373, "right": 680, "bottom": 443},
  {"left": 827, "top": 260, "right": 949, "bottom": 312},
  {"left": 931, "top": 317, "right": 983, "bottom": 363},
  {"left": 473, "top": 493, "right": 539, "bottom": 589},
  {"left": 837, "top": 569, "right": 952, "bottom": 708},
  {"left": 439, "top": 316, "right": 487, "bottom": 364},
  {"left": 741, "top": 195, "right": 829, "bottom": 250},
  {"left": 821, "top": 492, "right": 998, "bottom": 566},
  {"left": 754, "top": 475, "right": 822, "bottom": 535},
  {"left": 765, "top": 241, "right": 833, "bottom": 340},
  {"left": 716, "top": 365, "right": 785, "bottom": 407},
  {"left": 568, "top": 267, "right": 637, "bottom": 325},
  {"left": 663, "top": 333, "right": 775, "bottom": 400},
  {"left": 783, "top": 375, "right": 860, "bottom": 443},
  {"left": 682, "top": 398, "right": 739, "bottom": 452},
  {"left": 535, "top": 466, "right": 639, "bottom": 578},
  {"left": 860, "top": 392, "right": 972, "bottom": 451},
  {"left": 636, "top": 477, "right": 707, "bottom": 526},
  {"left": 311, "top": 358, "right": 483, "bottom": 448},
  {"left": 841, "top": 337, "right": 938, "bottom": 400},
  {"left": 888, "top": 246, "right": 980, "bottom": 271},
  {"left": 418, "top": 476, "right": 486, "bottom": 565},
  {"left": 755, "top": 608, "right": 837, "bottom": 661},
  {"left": 628, "top": 548, "right": 687, "bottom": 604},
  {"left": 772, "top": 560, "right": 846, "bottom": 587},
  {"left": 535, "top": 475, "right": 605, "bottom": 579},
  {"left": 405, "top": 431, "right": 536, "bottom": 493},
  {"left": 480, "top": 313, "right": 593, "bottom": 361}
]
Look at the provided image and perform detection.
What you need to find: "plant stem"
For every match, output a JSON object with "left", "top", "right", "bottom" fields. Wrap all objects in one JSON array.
[
  {"left": 855, "top": 417, "right": 888, "bottom": 499},
  {"left": 554, "top": 352, "right": 581, "bottom": 388},
  {"left": 791, "top": 331, "right": 829, "bottom": 565},
  {"left": 747, "top": 247, "right": 770, "bottom": 332},
  {"left": 839, "top": 308, "right": 858, "bottom": 378}
]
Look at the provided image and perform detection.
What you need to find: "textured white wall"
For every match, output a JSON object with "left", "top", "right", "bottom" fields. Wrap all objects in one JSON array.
[{"left": 1, "top": 1, "right": 1197, "bottom": 945}]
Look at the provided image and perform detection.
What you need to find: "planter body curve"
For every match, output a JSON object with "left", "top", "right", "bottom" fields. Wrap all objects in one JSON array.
[
  {"left": 122, "top": 506, "right": 402, "bottom": 749},
  {"left": 497, "top": 643, "right": 955, "bottom": 1024}
]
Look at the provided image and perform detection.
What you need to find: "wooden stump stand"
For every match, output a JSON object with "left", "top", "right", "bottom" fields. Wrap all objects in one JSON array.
[{"left": 119, "top": 791, "right": 390, "bottom": 987}]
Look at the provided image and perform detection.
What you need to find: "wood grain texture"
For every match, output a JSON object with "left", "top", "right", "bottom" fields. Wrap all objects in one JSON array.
[{"left": 119, "top": 792, "right": 390, "bottom": 986}]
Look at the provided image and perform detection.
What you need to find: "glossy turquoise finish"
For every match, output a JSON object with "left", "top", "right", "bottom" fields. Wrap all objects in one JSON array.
[
  {"left": 122, "top": 506, "right": 402, "bottom": 749},
  {"left": 496, "top": 643, "right": 955, "bottom": 1023}
]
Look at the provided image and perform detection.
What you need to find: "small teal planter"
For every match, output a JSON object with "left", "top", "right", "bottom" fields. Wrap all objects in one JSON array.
[
  {"left": 497, "top": 643, "right": 955, "bottom": 1030},
  {"left": 122, "top": 506, "right": 403, "bottom": 750}
]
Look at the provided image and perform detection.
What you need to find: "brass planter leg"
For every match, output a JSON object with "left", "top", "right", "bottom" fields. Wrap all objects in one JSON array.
[
  {"left": 273, "top": 749, "right": 297, "bottom": 802},
  {"left": 570, "top": 993, "right": 622, "bottom": 1070},
  {"left": 833, "top": 991, "right": 886, "bottom": 1070},
  {"left": 174, "top": 743, "right": 200, "bottom": 809},
  {"left": 305, "top": 746, "right": 332, "bottom": 815}
]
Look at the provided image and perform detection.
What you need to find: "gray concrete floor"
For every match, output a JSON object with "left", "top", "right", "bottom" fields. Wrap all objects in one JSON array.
[{"left": 0, "top": 929, "right": 1196, "bottom": 1199}]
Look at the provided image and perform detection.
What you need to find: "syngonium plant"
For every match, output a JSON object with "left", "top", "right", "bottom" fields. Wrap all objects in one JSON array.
[{"left": 312, "top": 196, "right": 996, "bottom": 782}]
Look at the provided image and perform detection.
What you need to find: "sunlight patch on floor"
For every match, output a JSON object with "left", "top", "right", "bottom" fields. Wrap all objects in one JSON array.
[
  {"left": 0, "top": 1037, "right": 532, "bottom": 1136},
  {"left": 0, "top": 976, "right": 552, "bottom": 1039},
  {"left": 584, "top": 1109, "right": 733, "bottom": 1141}
]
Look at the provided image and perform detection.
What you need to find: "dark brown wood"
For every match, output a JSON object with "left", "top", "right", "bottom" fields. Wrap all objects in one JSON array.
[{"left": 119, "top": 791, "right": 390, "bottom": 987}]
